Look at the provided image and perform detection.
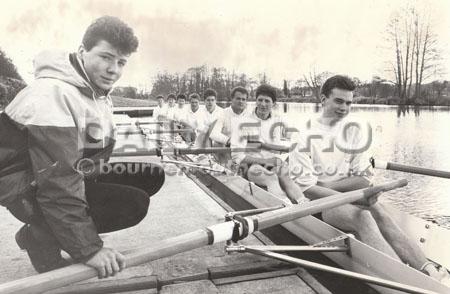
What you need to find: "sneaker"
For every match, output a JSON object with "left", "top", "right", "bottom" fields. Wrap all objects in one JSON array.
[
  {"left": 15, "top": 224, "right": 70, "bottom": 273},
  {"left": 421, "top": 261, "right": 450, "bottom": 284}
]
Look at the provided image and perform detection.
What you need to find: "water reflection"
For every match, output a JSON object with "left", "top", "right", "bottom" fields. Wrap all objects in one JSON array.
[
  {"left": 414, "top": 105, "right": 420, "bottom": 117},
  {"left": 396, "top": 104, "right": 423, "bottom": 117},
  {"left": 397, "top": 104, "right": 410, "bottom": 117}
]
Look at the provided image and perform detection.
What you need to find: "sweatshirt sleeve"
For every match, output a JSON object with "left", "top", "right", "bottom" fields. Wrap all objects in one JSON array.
[
  {"left": 7, "top": 81, "right": 103, "bottom": 261},
  {"left": 288, "top": 132, "right": 318, "bottom": 191},
  {"left": 209, "top": 111, "right": 229, "bottom": 144}
]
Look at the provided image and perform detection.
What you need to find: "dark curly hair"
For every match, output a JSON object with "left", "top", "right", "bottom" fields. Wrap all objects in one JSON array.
[
  {"left": 230, "top": 86, "right": 248, "bottom": 100},
  {"left": 189, "top": 93, "right": 200, "bottom": 101},
  {"left": 176, "top": 93, "right": 187, "bottom": 101},
  {"left": 255, "top": 84, "right": 277, "bottom": 102},
  {"left": 82, "top": 16, "right": 139, "bottom": 55},
  {"left": 320, "top": 75, "right": 356, "bottom": 98},
  {"left": 203, "top": 88, "right": 217, "bottom": 99}
]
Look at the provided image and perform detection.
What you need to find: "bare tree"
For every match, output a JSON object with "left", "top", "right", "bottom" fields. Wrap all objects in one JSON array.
[
  {"left": 385, "top": 6, "right": 443, "bottom": 103},
  {"left": 303, "top": 69, "right": 332, "bottom": 102}
]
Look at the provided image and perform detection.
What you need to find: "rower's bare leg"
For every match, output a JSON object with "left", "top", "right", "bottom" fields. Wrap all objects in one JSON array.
[
  {"left": 322, "top": 204, "right": 400, "bottom": 261},
  {"left": 278, "top": 170, "right": 306, "bottom": 204},
  {"left": 247, "top": 164, "right": 287, "bottom": 199},
  {"left": 369, "top": 202, "right": 427, "bottom": 270}
]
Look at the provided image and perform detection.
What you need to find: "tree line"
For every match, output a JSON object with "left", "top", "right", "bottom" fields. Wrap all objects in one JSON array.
[
  {"left": 1, "top": 5, "right": 448, "bottom": 108},
  {"left": 0, "top": 49, "right": 26, "bottom": 109}
]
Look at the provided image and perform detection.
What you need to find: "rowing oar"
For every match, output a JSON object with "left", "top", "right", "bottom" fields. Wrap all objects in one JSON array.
[
  {"left": 117, "top": 129, "right": 193, "bottom": 135},
  {"left": 370, "top": 157, "right": 450, "bottom": 179},
  {"left": 110, "top": 146, "right": 260, "bottom": 157},
  {"left": 135, "top": 121, "right": 164, "bottom": 126},
  {"left": 161, "top": 159, "right": 224, "bottom": 173},
  {"left": 240, "top": 247, "right": 441, "bottom": 294},
  {"left": 161, "top": 159, "right": 211, "bottom": 166},
  {"left": 0, "top": 179, "right": 407, "bottom": 294},
  {"left": 115, "top": 121, "right": 164, "bottom": 126}
]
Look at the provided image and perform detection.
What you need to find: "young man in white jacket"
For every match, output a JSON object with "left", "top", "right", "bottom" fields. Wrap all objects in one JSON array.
[{"left": 0, "top": 16, "right": 164, "bottom": 278}]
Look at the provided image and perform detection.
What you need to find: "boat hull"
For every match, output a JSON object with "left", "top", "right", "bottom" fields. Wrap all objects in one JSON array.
[{"left": 182, "top": 161, "right": 450, "bottom": 294}]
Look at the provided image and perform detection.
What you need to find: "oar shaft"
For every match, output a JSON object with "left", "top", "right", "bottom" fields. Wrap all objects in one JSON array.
[
  {"left": 111, "top": 147, "right": 260, "bottom": 157},
  {"left": 0, "top": 230, "right": 210, "bottom": 294},
  {"left": 135, "top": 121, "right": 164, "bottom": 125},
  {"left": 254, "top": 179, "right": 407, "bottom": 230},
  {"left": 249, "top": 250, "right": 438, "bottom": 294},
  {"left": 0, "top": 180, "right": 407, "bottom": 294},
  {"left": 117, "top": 129, "right": 193, "bottom": 135},
  {"left": 370, "top": 158, "right": 450, "bottom": 179},
  {"left": 115, "top": 121, "right": 163, "bottom": 126}
]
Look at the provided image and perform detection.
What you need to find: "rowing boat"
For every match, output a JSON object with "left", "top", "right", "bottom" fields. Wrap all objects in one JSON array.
[
  {"left": 114, "top": 112, "right": 450, "bottom": 293},
  {"left": 174, "top": 153, "right": 449, "bottom": 293},
  {"left": 132, "top": 117, "right": 450, "bottom": 294}
]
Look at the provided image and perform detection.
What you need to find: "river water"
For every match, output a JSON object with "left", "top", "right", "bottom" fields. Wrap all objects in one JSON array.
[{"left": 276, "top": 102, "right": 450, "bottom": 228}]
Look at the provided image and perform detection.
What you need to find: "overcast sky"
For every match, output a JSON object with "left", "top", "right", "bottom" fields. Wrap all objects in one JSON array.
[{"left": 1, "top": 0, "right": 449, "bottom": 89}]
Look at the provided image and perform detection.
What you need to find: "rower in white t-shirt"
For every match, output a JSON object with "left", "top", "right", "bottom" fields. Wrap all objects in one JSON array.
[
  {"left": 228, "top": 84, "right": 306, "bottom": 205},
  {"left": 163, "top": 93, "right": 177, "bottom": 121},
  {"left": 173, "top": 93, "right": 187, "bottom": 122},
  {"left": 178, "top": 93, "right": 203, "bottom": 143},
  {"left": 289, "top": 75, "right": 448, "bottom": 281},
  {"left": 194, "top": 89, "right": 223, "bottom": 148},
  {"left": 152, "top": 94, "right": 167, "bottom": 121},
  {"left": 209, "top": 86, "right": 250, "bottom": 146}
]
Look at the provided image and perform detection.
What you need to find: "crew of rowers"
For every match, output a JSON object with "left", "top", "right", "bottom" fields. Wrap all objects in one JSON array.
[{"left": 151, "top": 75, "right": 449, "bottom": 282}]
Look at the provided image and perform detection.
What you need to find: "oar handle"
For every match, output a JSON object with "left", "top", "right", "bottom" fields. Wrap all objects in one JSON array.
[
  {"left": 362, "top": 178, "right": 408, "bottom": 198},
  {"left": 370, "top": 157, "right": 450, "bottom": 179}
]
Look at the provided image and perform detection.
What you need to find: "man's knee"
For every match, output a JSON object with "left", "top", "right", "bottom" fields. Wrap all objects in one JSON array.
[
  {"left": 131, "top": 192, "right": 150, "bottom": 224},
  {"left": 322, "top": 205, "right": 377, "bottom": 232},
  {"left": 247, "top": 164, "right": 278, "bottom": 184}
]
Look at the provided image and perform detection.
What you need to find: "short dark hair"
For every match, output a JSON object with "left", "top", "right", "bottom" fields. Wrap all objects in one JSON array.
[
  {"left": 203, "top": 88, "right": 217, "bottom": 99},
  {"left": 230, "top": 86, "right": 248, "bottom": 100},
  {"left": 320, "top": 75, "right": 356, "bottom": 98},
  {"left": 255, "top": 84, "right": 277, "bottom": 102},
  {"left": 189, "top": 93, "right": 200, "bottom": 101},
  {"left": 82, "top": 16, "right": 139, "bottom": 55},
  {"left": 176, "top": 94, "right": 187, "bottom": 101},
  {"left": 156, "top": 94, "right": 164, "bottom": 100},
  {"left": 167, "top": 93, "right": 176, "bottom": 100}
]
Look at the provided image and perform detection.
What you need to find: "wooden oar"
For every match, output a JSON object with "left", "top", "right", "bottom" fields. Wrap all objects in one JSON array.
[
  {"left": 370, "top": 157, "right": 450, "bottom": 179},
  {"left": 247, "top": 140, "right": 289, "bottom": 153},
  {"left": 111, "top": 146, "right": 260, "bottom": 157},
  {"left": 161, "top": 159, "right": 224, "bottom": 173},
  {"left": 161, "top": 159, "right": 211, "bottom": 166},
  {"left": 135, "top": 121, "right": 164, "bottom": 126},
  {"left": 115, "top": 121, "right": 165, "bottom": 126},
  {"left": 117, "top": 129, "right": 193, "bottom": 135},
  {"left": 247, "top": 248, "right": 440, "bottom": 294},
  {"left": 0, "top": 179, "right": 407, "bottom": 294}
]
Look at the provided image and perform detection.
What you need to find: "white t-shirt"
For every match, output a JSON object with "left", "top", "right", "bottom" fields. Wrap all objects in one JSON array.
[
  {"left": 289, "top": 117, "right": 372, "bottom": 191},
  {"left": 231, "top": 108, "right": 287, "bottom": 164},
  {"left": 180, "top": 106, "right": 204, "bottom": 129},
  {"left": 196, "top": 106, "right": 224, "bottom": 133},
  {"left": 165, "top": 105, "right": 177, "bottom": 121},
  {"left": 153, "top": 105, "right": 167, "bottom": 120},
  {"left": 173, "top": 106, "right": 188, "bottom": 122},
  {"left": 209, "top": 106, "right": 251, "bottom": 145}
]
